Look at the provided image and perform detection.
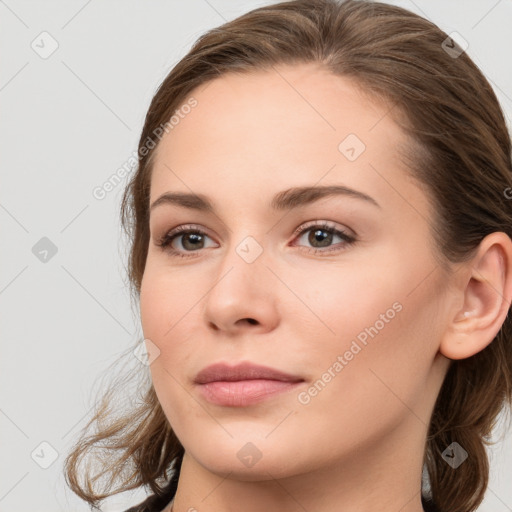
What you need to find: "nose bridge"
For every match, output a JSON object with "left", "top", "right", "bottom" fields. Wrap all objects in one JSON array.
[
  {"left": 201, "top": 229, "right": 279, "bottom": 331},
  {"left": 216, "top": 207, "right": 272, "bottom": 270},
  {"left": 211, "top": 231, "right": 269, "bottom": 297}
]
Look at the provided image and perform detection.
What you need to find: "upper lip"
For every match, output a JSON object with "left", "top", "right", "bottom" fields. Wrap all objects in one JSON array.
[{"left": 195, "top": 362, "right": 304, "bottom": 384}]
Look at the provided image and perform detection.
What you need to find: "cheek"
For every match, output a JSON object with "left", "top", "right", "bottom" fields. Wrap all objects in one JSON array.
[
  {"left": 291, "top": 255, "right": 441, "bottom": 405},
  {"left": 288, "top": 284, "right": 440, "bottom": 460},
  {"left": 139, "top": 259, "right": 195, "bottom": 341},
  {"left": 285, "top": 261, "right": 405, "bottom": 355},
  {"left": 139, "top": 267, "right": 194, "bottom": 418},
  {"left": 139, "top": 262, "right": 207, "bottom": 395}
]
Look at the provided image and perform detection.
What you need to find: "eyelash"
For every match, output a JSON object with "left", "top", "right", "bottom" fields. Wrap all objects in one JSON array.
[{"left": 155, "top": 221, "right": 357, "bottom": 259}]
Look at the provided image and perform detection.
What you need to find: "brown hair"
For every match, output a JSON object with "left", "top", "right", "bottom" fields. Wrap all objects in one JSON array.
[{"left": 64, "top": 1, "right": 512, "bottom": 511}]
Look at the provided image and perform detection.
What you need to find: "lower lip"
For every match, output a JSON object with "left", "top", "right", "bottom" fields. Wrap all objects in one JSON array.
[{"left": 197, "top": 379, "right": 303, "bottom": 407}]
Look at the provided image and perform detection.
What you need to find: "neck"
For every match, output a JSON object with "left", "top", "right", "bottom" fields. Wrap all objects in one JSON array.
[{"left": 169, "top": 413, "right": 428, "bottom": 512}]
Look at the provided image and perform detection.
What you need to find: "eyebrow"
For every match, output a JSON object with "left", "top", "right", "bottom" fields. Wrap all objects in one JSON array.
[{"left": 149, "top": 185, "right": 381, "bottom": 213}]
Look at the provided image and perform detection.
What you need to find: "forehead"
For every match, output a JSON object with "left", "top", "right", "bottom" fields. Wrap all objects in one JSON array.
[{"left": 149, "top": 62, "right": 420, "bottom": 216}]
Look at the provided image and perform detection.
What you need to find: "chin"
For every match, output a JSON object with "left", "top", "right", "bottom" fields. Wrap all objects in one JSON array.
[{"left": 184, "top": 435, "right": 304, "bottom": 481}]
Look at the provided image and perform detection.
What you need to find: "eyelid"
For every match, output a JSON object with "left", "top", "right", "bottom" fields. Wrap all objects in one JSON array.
[
  {"left": 156, "top": 224, "right": 216, "bottom": 247},
  {"left": 291, "top": 219, "right": 356, "bottom": 238},
  {"left": 157, "top": 220, "right": 353, "bottom": 244},
  {"left": 156, "top": 220, "right": 357, "bottom": 259}
]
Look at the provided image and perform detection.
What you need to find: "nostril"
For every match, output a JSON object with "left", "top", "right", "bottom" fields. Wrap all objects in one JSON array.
[{"left": 245, "top": 318, "right": 258, "bottom": 325}]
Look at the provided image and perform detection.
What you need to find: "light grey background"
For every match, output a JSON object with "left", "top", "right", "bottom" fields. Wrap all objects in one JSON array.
[{"left": 1, "top": 1, "right": 512, "bottom": 511}]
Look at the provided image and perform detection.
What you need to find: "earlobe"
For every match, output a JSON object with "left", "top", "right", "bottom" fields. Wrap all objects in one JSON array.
[{"left": 439, "top": 232, "right": 512, "bottom": 361}]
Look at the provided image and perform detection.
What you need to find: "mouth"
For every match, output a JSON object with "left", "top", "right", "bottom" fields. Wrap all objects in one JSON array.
[{"left": 194, "top": 361, "right": 305, "bottom": 407}]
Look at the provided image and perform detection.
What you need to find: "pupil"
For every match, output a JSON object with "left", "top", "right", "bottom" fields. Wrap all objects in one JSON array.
[
  {"left": 309, "top": 229, "right": 332, "bottom": 248},
  {"left": 183, "top": 233, "right": 203, "bottom": 250}
]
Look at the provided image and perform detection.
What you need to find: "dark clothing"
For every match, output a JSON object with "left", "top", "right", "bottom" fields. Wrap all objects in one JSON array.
[
  {"left": 123, "top": 479, "right": 176, "bottom": 512},
  {"left": 422, "top": 495, "right": 440, "bottom": 512}
]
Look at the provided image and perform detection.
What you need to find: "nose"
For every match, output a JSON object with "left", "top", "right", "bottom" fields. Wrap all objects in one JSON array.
[{"left": 201, "top": 240, "right": 280, "bottom": 335}]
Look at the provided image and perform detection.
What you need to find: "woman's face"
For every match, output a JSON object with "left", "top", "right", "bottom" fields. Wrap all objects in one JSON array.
[{"left": 140, "top": 62, "right": 453, "bottom": 480}]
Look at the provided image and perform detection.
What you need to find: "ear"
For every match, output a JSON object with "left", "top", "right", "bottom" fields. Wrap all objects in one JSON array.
[{"left": 439, "top": 232, "right": 512, "bottom": 360}]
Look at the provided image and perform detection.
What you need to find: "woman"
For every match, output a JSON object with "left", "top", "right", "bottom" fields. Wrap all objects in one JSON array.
[{"left": 64, "top": 1, "right": 512, "bottom": 511}]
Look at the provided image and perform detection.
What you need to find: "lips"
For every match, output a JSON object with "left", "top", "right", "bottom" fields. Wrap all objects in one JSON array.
[
  {"left": 194, "top": 361, "right": 304, "bottom": 384},
  {"left": 194, "top": 362, "right": 304, "bottom": 407}
]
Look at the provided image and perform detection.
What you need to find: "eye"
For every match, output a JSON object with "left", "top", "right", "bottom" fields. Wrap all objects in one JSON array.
[
  {"left": 291, "top": 221, "right": 356, "bottom": 255},
  {"left": 155, "top": 221, "right": 357, "bottom": 259},
  {"left": 155, "top": 224, "right": 216, "bottom": 258}
]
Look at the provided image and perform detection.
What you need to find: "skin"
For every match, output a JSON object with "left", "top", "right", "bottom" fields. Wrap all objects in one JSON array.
[{"left": 139, "top": 62, "right": 512, "bottom": 512}]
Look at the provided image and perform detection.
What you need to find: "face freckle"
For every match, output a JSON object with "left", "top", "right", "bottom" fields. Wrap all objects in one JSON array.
[{"left": 139, "top": 62, "right": 452, "bottom": 487}]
